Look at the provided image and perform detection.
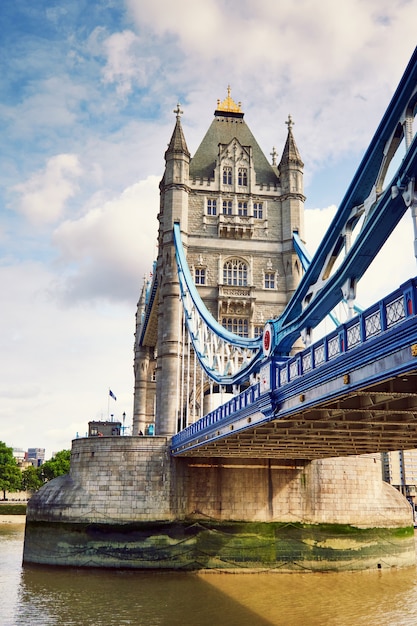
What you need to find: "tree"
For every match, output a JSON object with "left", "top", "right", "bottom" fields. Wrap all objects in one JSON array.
[
  {"left": 38, "top": 449, "right": 71, "bottom": 483},
  {"left": 21, "top": 465, "right": 43, "bottom": 492},
  {"left": 0, "top": 441, "right": 22, "bottom": 500}
]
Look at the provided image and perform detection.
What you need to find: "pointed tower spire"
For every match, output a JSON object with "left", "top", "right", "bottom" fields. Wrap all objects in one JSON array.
[
  {"left": 165, "top": 103, "right": 190, "bottom": 158},
  {"left": 279, "top": 115, "right": 304, "bottom": 169}
]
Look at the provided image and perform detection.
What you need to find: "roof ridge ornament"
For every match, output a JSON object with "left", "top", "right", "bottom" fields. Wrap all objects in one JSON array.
[
  {"left": 216, "top": 86, "right": 243, "bottom": 113},
  {"left": 174, "top": 103, "right": 183, "bottom": 121},
  {"left": 285, "top": 114, "right": 294, "bottom": 131}
]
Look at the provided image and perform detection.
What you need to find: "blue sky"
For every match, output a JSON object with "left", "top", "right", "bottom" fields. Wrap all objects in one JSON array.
[{"left": 1, "top": 0, "right": 417, "bottom": 457}]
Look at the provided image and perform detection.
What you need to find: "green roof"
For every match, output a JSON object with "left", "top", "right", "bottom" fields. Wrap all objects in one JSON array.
[{"left": 189, "top": 112, "right": 279, "bottom": 186}]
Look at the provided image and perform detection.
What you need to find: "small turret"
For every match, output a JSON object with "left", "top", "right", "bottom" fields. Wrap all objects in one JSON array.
[
  {"left": 279, "top": 115, "right": 305, "bottom": 296},
  {"left": 279, "top": 114, "right": 304, "bottom": 194},
  {"left": 165, "top": 104, "right": 190, "bottom": 160},
  {"left": 155, "top": 105, "right": 191, "bottom": 435}
]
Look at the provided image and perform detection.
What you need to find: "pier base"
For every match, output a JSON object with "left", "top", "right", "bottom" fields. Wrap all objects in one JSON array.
[{"left": 23, "top": 437, "right": 416, "bottom": 571}]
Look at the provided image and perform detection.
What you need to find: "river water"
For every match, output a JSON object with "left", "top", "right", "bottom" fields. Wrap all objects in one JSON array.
[{"left": 2, "top": 522, "right": 417, "bottom": 626}]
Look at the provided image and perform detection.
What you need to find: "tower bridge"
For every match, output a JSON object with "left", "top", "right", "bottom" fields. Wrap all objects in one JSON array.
[
  {"left": 134, "top": 48, "right": 417, "bottom": 445},
  {"left": 24, "top": 48, "right": 417, "bottom": 572}
]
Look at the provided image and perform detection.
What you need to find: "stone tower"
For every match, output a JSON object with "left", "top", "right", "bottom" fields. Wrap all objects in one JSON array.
[{"left": 133, "top": 91, "right": 305, "bottom": 437}]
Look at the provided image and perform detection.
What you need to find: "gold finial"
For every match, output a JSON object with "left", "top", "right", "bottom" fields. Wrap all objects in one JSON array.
[{"left": 217, "top": 86, "right": 243, "bottom": 113}]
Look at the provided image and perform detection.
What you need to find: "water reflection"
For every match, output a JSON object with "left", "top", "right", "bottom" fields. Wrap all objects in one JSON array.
[
  {"left": 2, "top": 524, "right": 417, "bottom": 626},
  {"left": 14, "top": 563, "right": 417, "bottom": 626},
  {"left": 201, "top": 569, "right": 417, "bottom": 626},
  {"left": 16, "top": 566, "right": 274, "bottom": 626}
]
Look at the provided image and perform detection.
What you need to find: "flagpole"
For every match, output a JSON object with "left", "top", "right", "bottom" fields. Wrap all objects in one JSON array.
[{"left": 108, "top": 389, "right": 110, "bottom": 420}]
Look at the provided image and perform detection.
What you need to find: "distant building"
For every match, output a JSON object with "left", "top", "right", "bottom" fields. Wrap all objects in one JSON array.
[
  {"left": 13, "top": 448, "right": 26, "bottom": 462},
  {"left": 27, "top": 448, "right": 45, "bottom": 467},
  {"left": 88, "top": 421, "right": 121, "bottom": 437},
  {"left": 382, "top": 450, "right": 417, "bottom": 510}
]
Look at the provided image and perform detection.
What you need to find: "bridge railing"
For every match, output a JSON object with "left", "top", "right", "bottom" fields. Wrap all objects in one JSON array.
[
  {"left": 173, "top": 382, "right": 262, "bottom": 444},
  {"left": 172, "top": 278, "right": 417, "bottom": 447},
  {"left": 276, "top": 278, "right": 416, "bottom": 386}
]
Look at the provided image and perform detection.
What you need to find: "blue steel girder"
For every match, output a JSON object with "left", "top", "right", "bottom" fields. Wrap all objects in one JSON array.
[
  {"left": 270, "top": 47, "right": 417, "bottom": 354},
  {"left": 292, "top": 231, "right": 363, "bottom": 325},
  {"left": 173, "top": 222, "right": 264, "bottom": 385}
]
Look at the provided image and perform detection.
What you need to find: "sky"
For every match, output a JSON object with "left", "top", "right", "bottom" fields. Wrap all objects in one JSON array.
[{"left": 1, "top": 0, "right": 417, "bottom": 458}]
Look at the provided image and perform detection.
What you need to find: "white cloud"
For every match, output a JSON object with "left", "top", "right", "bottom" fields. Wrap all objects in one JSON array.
[
  {"left": 0, "top": 260, "right": 134, "bottom": 457},
  {"left": 101, "top": 30, "right": 160, "bottom": 96},
  {"left": 126, "top": 0, "right": 416, "bottom": 176},
  {"left": 12, "top": 154, "right": 82, "bottom": 224},
  {"left": 51, "top": 175, "right": 159, "bottom": 303}
]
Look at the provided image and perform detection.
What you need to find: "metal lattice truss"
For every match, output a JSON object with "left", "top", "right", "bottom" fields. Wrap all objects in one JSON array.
[
  {"left": 273, "top": 48, "right": 417, "bottom": 353},
  {"left": 173, "top": 223, "right": 264, "bottom": 385}
]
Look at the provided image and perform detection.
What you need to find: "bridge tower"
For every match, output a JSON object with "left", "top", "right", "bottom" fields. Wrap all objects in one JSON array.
[{"left": 133, "top": 90, "right": 306, "bottom": 436}]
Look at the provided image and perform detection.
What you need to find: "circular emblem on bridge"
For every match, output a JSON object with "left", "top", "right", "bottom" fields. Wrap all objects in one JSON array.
[{"left": 262, "top": 322, "right": 273, "bottom": 357}]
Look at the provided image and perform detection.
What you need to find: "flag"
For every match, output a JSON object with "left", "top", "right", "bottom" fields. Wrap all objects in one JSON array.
[{"left": 109, "top": 389, "right": 117, "bottom": 401}]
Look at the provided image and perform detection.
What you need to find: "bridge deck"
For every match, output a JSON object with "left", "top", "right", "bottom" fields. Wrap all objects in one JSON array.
[{"left": 171, "top": 278, "right": 417, "bottom": 459}]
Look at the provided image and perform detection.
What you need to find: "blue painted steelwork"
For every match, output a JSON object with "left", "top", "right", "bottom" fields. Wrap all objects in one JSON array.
[
  {"left": 138, "top": 273, "right": 158, "bottom": 345},
  {"left": 272, "top": 47, "right": 417, "bottom": 353},
  {"left": 171, "top": 277, "right": 417, "bottom": 454},
  {"left": 292, "top": 231, "right": 363, "bottom": 323},
  {"left": 174, "top": 222, "right": 265, "bottom": 384}
]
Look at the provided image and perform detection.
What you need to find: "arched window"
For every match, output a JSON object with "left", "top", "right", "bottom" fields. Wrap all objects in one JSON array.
[
  {"left": 253, "top": 202, "right": 263, "bottom": 218},
  {"left": 238, "top": 201, "right": 248, "bottom": 216},
  {"left": 223, "top": 166, "right": 232, "bottom": 185},
  {"left": 223, "top": 259, "right": 248, "bottom": 286},
  {"left": 195, "top": 268, "right": 206, "bottom": 285},
  {"left": 207, "top": 199, "right": 217, "bottom": 215},
  {"left": 222, "top": 200, "right": 232, "bottom": 215},
  {"left": 238, "top": 168, "right": 248, "bottom": 186}
]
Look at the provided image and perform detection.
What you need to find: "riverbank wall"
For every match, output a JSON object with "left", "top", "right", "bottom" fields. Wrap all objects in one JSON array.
[{"left": 23, "top": 436, "right": 416, "bottom": 571}]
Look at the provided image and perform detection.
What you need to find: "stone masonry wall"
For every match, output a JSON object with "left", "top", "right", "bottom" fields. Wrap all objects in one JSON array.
[
  {"left": 27, "top": 437, "right": 412, "bottom": 529},
  {"left": 27, "top": 436, "right": 174, "bottom": 524},
  {"left": 173, "top": 453, "right": 412, "bottom": 528}
]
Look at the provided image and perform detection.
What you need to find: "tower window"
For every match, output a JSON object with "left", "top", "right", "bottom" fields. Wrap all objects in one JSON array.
[
  {"left": 238, "top": 168, "right": 248, "bottom": 186},
  {"left": 238, "top": 201, "right": 248, "bottom": 216},
  {"left": 222, "top": 200, "right": 232, "bottom": 215},
  {"left": 195, "top": 268, "right": 206, "bottom": 285},
  {"left": 222, "top": 317, "right": 249, "bottom": 337},
  {"left": 264, "top": 272, "right": 275, "bottom": 289},
  {"left": 253, "top": 202, "right": 263, "bottom": 218},
  {"left": 207, "top": 199, "right": 217, "bottom": 215},
  {"left": 223, "top": 167, "right": 232, "bottom": 185},
  {"left": 223, "top": 259, "right": 248, "bottom": 286}
]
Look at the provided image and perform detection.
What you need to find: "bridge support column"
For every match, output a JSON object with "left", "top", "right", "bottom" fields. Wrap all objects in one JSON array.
[
  {"left": 155, "top": 259, "right": 183, "bottom": 436},
  {"left": 132, "top": 345, "right": 151, "bottom": 436},
  {"left": 23, "top": 439, "right": 416, "bottom": 572}
]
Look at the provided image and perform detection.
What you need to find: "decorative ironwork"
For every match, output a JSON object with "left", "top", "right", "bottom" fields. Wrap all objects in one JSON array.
[
  {"left": 347, "top": 323, "right": 361, "bottom": 349},
  {"left": 386, "top": 296, "right": 405, "bottom": 327},
  {"left": 302, "top": 351, "right": 312, "bottom": 373},
  {"left": 314, "top": 344, "right": 325, "bottom": 366},
  {"left": 327, "top": 336, "right": 340, "bottom": 359},
  {"left": 364, "top": 310, "right": 381, "bottom": 338},
  {"left": 289, "top": 360, "right": 299, "bottom": 380}
]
